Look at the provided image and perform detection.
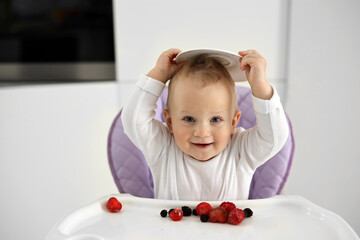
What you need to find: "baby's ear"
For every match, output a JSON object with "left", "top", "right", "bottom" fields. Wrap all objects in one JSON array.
[
  {"left": 163, "top": 109, "right": 173, "bottom": 133},
  {"left": 231, "top": 110, "right": 241, "bottom": 132}
]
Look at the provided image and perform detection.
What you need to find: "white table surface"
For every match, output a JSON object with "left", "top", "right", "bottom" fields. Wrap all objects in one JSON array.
[{"left": 46, "top": 194, "right": 359, "bottom": 240}]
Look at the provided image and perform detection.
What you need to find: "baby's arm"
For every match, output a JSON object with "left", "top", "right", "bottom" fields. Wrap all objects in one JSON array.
[
  {"left": 237, "top": 50, "right": 289, "bottom": 168},
  {"left": 238, "top": 50, "right": 273, "bottom": 100},
  {"left": 121, "top": 49, "right": 183, "bottom": 162}
]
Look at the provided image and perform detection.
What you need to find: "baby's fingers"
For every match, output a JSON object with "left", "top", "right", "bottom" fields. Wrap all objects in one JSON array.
[
  {"left": 239, "top": 55, "right": 256, "bottom": 71},
  {"left": 238, "top": 49, "right": 260, "bottom": 57},
  {"left": 157, "top": 49, "right": 182, "bottom": 67},
  {"left": 165, "top": 48, "right": 182, "bottom": 63},
  {"left": 238, "top": 51, "right": 265, "bottom": 70},
  {"left": 238, "top": 50, "right": 248, "bottom": 57}
]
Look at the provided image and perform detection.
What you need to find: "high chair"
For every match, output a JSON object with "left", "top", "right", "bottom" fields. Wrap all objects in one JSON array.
[{"left": 107, "top": 86, "right": 295, "bottom": 199}]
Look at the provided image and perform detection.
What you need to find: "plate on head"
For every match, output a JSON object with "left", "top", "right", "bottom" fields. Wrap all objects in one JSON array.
[{"left": 174, "top": 48, "right": 247, "bottom": 82}]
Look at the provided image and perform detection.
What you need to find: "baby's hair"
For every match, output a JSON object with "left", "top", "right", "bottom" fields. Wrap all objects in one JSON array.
[
  {"left": 172, "top": 54, "right": 234, "bottom": 87},
  {"left": 167, "top": 55, "right": 238, "bottom": 111}
]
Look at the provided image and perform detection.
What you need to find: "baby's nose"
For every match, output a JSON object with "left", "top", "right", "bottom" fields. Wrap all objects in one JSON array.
[{"left": 193, "top": 123, "right": 210, "bottom": 137}]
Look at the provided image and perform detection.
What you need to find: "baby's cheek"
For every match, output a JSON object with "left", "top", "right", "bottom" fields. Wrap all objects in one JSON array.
[
  {"left": 173, "top": 129, "right": 189, "bottom": 145},
  {"left": 215, "top": 132, "right": 232, "bottom": 147}
]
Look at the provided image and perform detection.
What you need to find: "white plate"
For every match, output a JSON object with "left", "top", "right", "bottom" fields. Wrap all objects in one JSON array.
[
  {"left": 174, "top": 48, "right": 247, "bottom": 82},
  {"left": 46, "top": 195, "right": 359, "bottom": 240}
]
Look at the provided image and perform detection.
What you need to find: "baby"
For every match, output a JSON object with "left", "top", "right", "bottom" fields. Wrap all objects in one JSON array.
[{"left": 122, "top": 49, "right": 289, "bottom": 201}]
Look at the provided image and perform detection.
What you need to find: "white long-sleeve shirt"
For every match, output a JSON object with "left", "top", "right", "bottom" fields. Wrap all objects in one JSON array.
[{"left": 122, "top": 75, "right": 289, "bottom": 201}]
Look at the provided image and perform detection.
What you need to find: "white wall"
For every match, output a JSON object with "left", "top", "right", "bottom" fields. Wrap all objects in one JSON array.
[
  {"left": 283, "top": 0, "right": 360, "bottom": 235},
  {"left": 0, "top": 83, "right": 118, "bottom": 239}
]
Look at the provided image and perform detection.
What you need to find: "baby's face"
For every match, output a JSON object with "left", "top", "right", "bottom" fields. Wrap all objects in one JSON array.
[{"left": 164, "top": 78, "right": 240, "bottom": 161}]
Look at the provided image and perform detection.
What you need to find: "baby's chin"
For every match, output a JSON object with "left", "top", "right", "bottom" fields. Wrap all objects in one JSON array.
[
  {"left": 188, "top": 153, "right": 218, "bottom": 162},
  {"left": 180, "top": 144, "right": 227, "bottom": 161}
]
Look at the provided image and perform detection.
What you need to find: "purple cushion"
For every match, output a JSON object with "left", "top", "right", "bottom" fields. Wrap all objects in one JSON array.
[
  {"left": 108, "top": 86, "right": 295, "bottom": 199},
  {"left": 107, "top": 110, "right": 154, "bottom": 198}
]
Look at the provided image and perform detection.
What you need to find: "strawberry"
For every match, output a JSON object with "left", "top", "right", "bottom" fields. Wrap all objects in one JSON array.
[
  {"left": 169, "top": 208, "right": 183, "bottom": 221},
  {"left": 196, "top": 202, "right": 213, "bottom": 216},
  {"left": 209, "top": 207, "right": 228, "bottom": 223},
  {"left": 227, "top": 208, "right": 245, "bottom": 225},
  {"left": 106, "top": 197, "right": 122, "bottom": 213},
  {"left": 220, "top": 201, "right": 236, "bottom": 214}
]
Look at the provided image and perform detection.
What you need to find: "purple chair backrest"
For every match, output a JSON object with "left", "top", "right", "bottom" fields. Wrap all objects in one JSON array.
[{"left": 108, "top": 86, "right": 295, "bottom": 199}]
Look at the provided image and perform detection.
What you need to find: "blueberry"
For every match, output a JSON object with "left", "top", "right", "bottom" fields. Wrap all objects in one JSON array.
[
  {"left": 200, "top": 214, "right": 209, "bottom": 222},
  {"left": 243, "top": 208, "right": 253, "bottom": 218},
  {"left": 160, "top": 209, "right": 168, "bottom": 217}
]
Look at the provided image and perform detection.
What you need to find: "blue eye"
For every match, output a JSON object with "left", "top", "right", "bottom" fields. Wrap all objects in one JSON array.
[
  {"left": 184, "top": 116, "right": 195, "bottom": 122},
  {"left": 211, "top": 117, "right": 222, "bottom": 123}
]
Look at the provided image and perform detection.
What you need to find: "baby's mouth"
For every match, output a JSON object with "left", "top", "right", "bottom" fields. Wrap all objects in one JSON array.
[{"left": 192, "top": 143, "right": 213, "bottom": 149}]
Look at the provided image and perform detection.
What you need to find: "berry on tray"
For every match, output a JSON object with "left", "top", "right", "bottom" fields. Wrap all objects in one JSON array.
[
  {"left": 243, "top": 208, "right": 253, "bottom": 218},
  {"left": 220, "top": 201, "right": 236, "bottom": 214},
  {"left": 196, "top": 202, "right": 213, "bottom": 216},
  {"left": 227, "top": 208, "right": 245, "bottom": 225},
  {"left": 106, "top": 197, "right": 122, "bottom": 213},
  {"left": 209, "top": 207, "right": 228, "bottom": 223},
  {"left": 169, "top": 208, "right": 183, "bottom": 221},
  {"left": 158, "top": 202, "right": 253, "bottom": 225},
  {"left": 182, "top": 206, "right": 192, "bottom": 216},
  {"left": 160, "top": 209, "right": 168, "bottom": 217},
  {"left": 200, "top": 214, "right": 210, "bottom": 222}
]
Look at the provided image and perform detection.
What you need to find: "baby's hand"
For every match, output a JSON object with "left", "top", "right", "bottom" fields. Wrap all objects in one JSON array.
[
  {"left": 147, "top": 48, "right": 183, "bottom": 84},
  {"left": 238, "top": 50, "right": 273, "bottom": 100}
]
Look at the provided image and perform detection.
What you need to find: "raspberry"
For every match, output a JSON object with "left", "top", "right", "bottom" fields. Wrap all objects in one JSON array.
[
  {"left": 181, "top": 206, "right": 192, "bottom": 216},
  {"left": 200, "top": 214, "right": 210, "bottom": 222},
  {"left": 196, "top": 202, "right": 212, "bottom": 216},
  {"left": 243, "top": 208, "right": 253, "bottom": 218},
  {"left": 209, "top": 207, "right": 228, "bottom": 223},
  {"left": 106, "top": 197, "right": 122, "bottom": 213},
  {"left": 220, "top": 201, "right": 236, "bottom": 214},
  {"left": 160, "top": 209, "right": 167, "bottom": 217},
  {"left": 169, "top": 208, "right": 183, "bottom": 221},
  {"left": 227, "top": 208, "right": 245, "bottom": 225}
]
